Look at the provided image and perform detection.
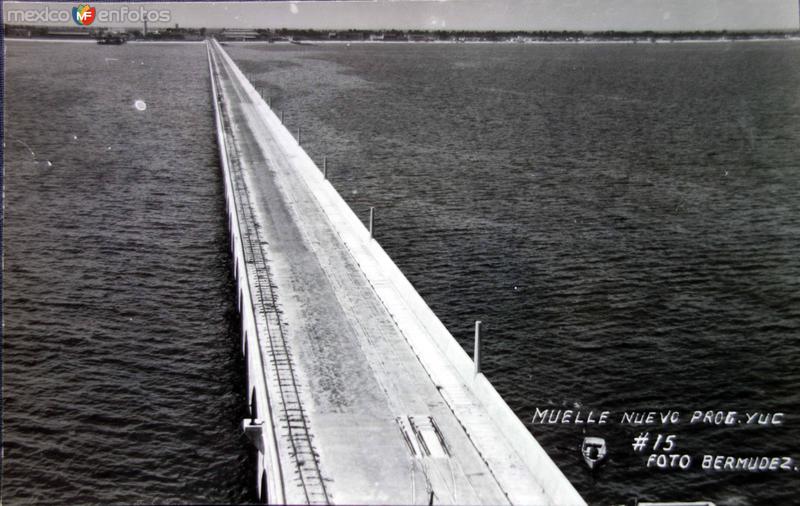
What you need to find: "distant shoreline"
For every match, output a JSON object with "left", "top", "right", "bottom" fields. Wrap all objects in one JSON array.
[
  {"left": 6, "top": 36, "right": 800, "bottom": 45},
  {"left": 237, "top": 36, "right": 800, "bottom": 45},
  {"left": 5, "top": 23, "right": 800, "bottom": 45},
  {"left": 4, "top": 37, "right": 205, "bottom": 44}
]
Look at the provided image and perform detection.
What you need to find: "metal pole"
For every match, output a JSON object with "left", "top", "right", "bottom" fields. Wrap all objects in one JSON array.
[
  {"left": 323, "top": 156, "right": 328, "bottom": 179},
  {"left": 268, "top": 96, "right": 272, "bottom": 108},
  {"left": 474, "top": 320, "right": 482, "bottom": 374},
  {"left": 280, "top": 110, "right": 284, "bottom": 123},
  {"left": 297, "top": 126, "right": 302, "bottom": 145},
  {"left": 369, "top": 207, "right": 374, "bottom": 239}
]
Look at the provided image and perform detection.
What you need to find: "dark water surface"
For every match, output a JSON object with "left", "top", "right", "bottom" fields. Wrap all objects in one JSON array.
[
  {"left": 3, "top": 41, "right": 252, "bottom": 504},
  {"left": 4, "top": 39, "right": 800, "bottom": 506},
  {"left": 226, "top": 41, "right": 800, "bottom": 505}
]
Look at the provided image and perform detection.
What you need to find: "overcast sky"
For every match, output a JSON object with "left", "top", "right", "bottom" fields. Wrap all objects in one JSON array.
[{"left": 4, "top": 0, "right": 800, "bottom": 31}]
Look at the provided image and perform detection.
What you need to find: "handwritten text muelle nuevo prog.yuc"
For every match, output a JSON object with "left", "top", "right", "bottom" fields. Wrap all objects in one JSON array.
[{"left": 531, "top": 408, "right": 785, "bottom": 426}]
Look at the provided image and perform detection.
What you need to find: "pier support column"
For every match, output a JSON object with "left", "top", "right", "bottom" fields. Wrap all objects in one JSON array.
[
  {"left": 241, "top": 418, "right": 264, "bottom": 453},
  {"left": 474, "top": 320, "right": 482, "bottom": 375},
  {"left": 323, "top": 156, "right": 327, "bottom": 179},
  {"left": 297, "top": 126, "right": 302, "bottom": 145}
]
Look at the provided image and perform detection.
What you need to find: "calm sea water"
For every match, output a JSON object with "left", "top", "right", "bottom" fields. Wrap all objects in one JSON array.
[
  {"left": 226, "top": 41, "right": 800, "bottom": 505},
  {"left": 4, "top": 39, "right": 799, "bottom": 506},
  {"left": 3, "top": 41, "right": 253, "bottom": 504}
]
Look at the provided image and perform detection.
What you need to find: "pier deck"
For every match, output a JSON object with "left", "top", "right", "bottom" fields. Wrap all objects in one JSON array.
[{"left": 207, "top": 39, "right": 584, "bottom": 505}]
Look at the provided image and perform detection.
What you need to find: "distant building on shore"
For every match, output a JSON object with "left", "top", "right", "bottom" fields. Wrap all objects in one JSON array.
[{"left": 221, "top": 29, "right": 260, "bottom": 41}]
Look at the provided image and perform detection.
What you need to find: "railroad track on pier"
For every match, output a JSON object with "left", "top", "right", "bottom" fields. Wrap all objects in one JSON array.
[{"left": 208, "top": 43, "right": 330, "bottom": 505}]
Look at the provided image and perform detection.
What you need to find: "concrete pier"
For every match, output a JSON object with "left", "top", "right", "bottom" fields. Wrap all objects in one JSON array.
[{"left": 207, "top": 39, "right": 585, "bottom": 505}]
